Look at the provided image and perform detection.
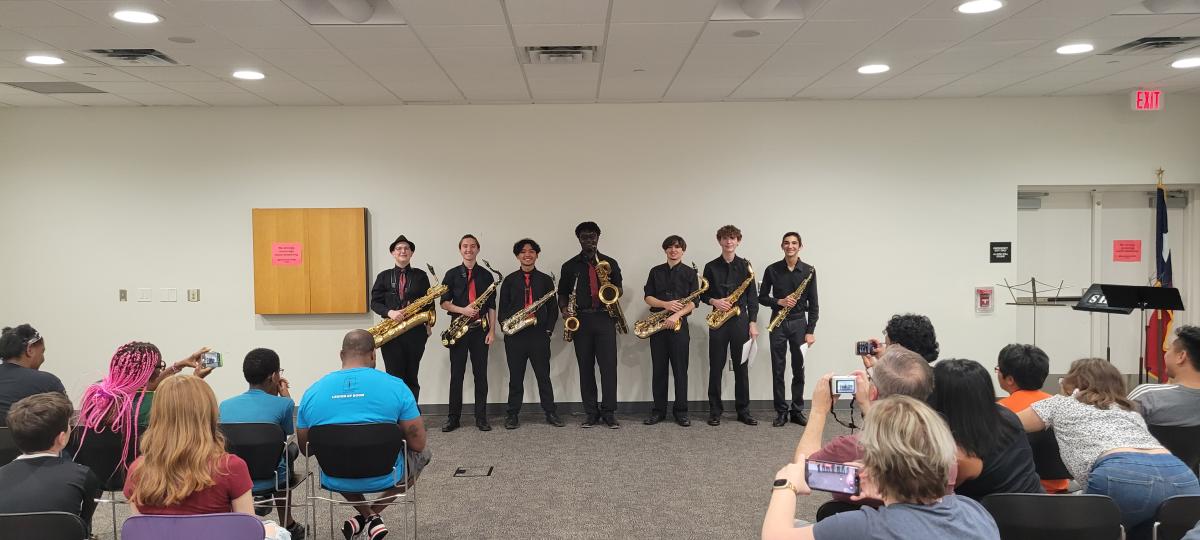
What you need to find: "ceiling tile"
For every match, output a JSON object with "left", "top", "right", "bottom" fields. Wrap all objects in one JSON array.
[
  {"left": 316, "top": 26, "right": 422, "bottom": 49},
  {"left": 922, "top": 71, "right": 1033, "bottom": 97},
  {"left": 234, "top": 80, "right": 337, "bottom": 105},
  {"left": 794, "top": 85, "right": 872, "bottom": 99},
  {"left": 185, "top": 90, "right": 272, "bottom": 105},
  {"left": 1075, "top": 14, "right": 1200, "bottom": 38},
  {"left": 175, "top": 1, "right": 308, "bottom": 27},
  {"left": 52, "top": 92, "right": 138, "bottom": 105},
  {"left": 218, "top": 26, "right": 329, "bottom": 50},
  {"left": 118, "top": 66, "right": 221, "bottom": 82},
  {"left": 698, "top": 20, "right": 802, "bottom": 44},
  {"left": 610, "top": 0, "right": 718, "bottom": 23},
  {"left": 0, "top": 91, "right": 72, "bottom": 106},
  {"left": 14, "top": 26, "right": 148, "bottom": 50},
  {"left": 0, "top": 66, "right": 65, "bottom": 82},
  {"left": 159, "top": 80, "right": 245, "bottom": 93},
  {"left": 880, "top": 17, "right": 996, "bottom": 44},
  {"left": 0, "top": 29, "right": 54, "bottom": 50},
  {"left": 305, "top": 80, "right": 401, "bottom": 104},
  {"left": 971, "top": 18, "right": 1090, "bottom": 41},
  {"left": 278, "top": 63, "right": 374, "bottom": 82},
  {"left": 788, "top": 19, "right": 896, "bottom": 43},
  {"left": 157, "top": 48, "right": 265, "bottom": 68},
  {"left": 0, "top": 2, "right": 97, "bottom": 27},
  {"left": 810, "top": 0, "right": 931, "bottom": 22},
  {"left": 728, "top": 75, "right": 818, "bottom": 98},
  {"left": 523, "top": 62, "right": 598, "bottom": 100},
  {"left": 379, "top": 77, "right": 462, "bottom": 101},
  {"left": 411, "top": 25, "right": 513, "bottom": 48},
  {"left": 34, "top": 66, "right": 143, "bottom": 81},
  {"left": 911, "top": 0, "right": 1041, "bottom": 19},
  {"left": 126, "top": 92, "right": 207, "bottom": 106},
  {"left": 1014, "top": 0, "right": 1145, "bottom": 20},
  {"left": 505, "top": 0, "right": 609, "bottom": 24},
  {"left": 0, "top": 49, "right": 104, "bottom": 67},
  {"left": 84, "top": 81, "right": 168, "bottom": 93},
  {"left": 599, "top": 71, "right": 673, "bottom": 100},
  {"left": 252, "top": 48, "right": 352, "bottom": 67},
  {"left": 982, "top": 55, "right": 1078, "bottom": 73},
  {"left": 512, "top": 24, "right": 606, "bottom": 47},
  {"left": 393, "top": 0, "right": 506, "bottom": 25}
]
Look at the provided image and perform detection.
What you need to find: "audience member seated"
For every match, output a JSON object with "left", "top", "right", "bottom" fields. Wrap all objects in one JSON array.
[
  {"left": 0, "top": 324, "right": 65, "bottom": 424},
  {"left": 762, "top": 395, "right": 1000, "bottom": 540},
  {"left": 297, "top": 330, "right": 430, "bottom": 540},
  {"left": 0, "top": 393, "right": 100, "bottom": 531},
  {"left": 1018, "top": 357, "right": 1200, "bottom": 539},
  {"left": 929, "top": 359, "right": 1043, "bottom": 500},
  {"left": 860, "top": 313, "right": 940, "bottom": 369},
  {"left": 219, "top": 347, "right": 304, "bottom": 539},
  {"left": 1129, "top": 325, "right": 1200, "bottom": 427},
  {"left": 995, "top": 343, "right": 1070, "bottom": 493}
]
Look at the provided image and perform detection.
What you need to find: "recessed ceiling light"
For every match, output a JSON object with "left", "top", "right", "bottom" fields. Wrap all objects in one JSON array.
[
  {"left": 25, "top": 55, "right": 65, "bottom": 65},
  {"left": 1056, "top": 43, "right": 1094, "bottom": 55},
  {"left": 857, "top": 64, "right": 890, "bottom": 74},
  {"left": 956, "top": 0, "right": 1003, "bottom": 14},
  {"left": 1171, "top": 57, "right": 1200, "bottom": 69},
  {"left": 112, "top": 10, "right": 161, "bottom": 24},
  {"left": 233, "top": 70, "right": 265, "bottom": 80},
  {"left": 733, "top": 29, "right": 761, "bottom": 38}
]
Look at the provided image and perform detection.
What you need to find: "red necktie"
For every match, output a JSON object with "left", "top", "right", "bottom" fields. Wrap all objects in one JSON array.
[
  {"left": 467, "top": 268, "right": 476, "bottom": 302},
  {"left": 588, "top": 263, "right": 600, "bottom": 305},
  {"left": 524, "top": 273, "right": 533, "bottom": 307},
  {"left": 397, "top": 269, "right": 407, "bottom": 302}
]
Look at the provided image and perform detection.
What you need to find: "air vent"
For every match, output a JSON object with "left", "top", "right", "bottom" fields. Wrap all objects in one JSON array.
[
  {"left": 518, "top": 46, "right": 602, "bottom": 65},
  {"left": 78, "top": 49, "right": 179, "bottom": 67},
  {"left": 3, "top": 82, "right": 104, "bottom": 94},
  {"left": 1100, "top": 37, "right": 1200, "bottom": 56}
]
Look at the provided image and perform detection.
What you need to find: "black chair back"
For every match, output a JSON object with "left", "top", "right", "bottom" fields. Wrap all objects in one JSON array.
[
  {"left": 982, "top": 493, "right": 1123, "bottom": 540},
  {"left": 69, "top": 427, "right": 129, "bottom": 492},
  {"left": 1149, "top": 424, "right": 1200, "bottom": 474},
  {"left": 1028, "top": 428, "right": 1072, "bottom": 481},
  {"left": 1154, "top": 495, "right": 1200, "bottom": 540},
  {"left": 0, "top": 427, "right": 18, "bottom": 466},
  {"left": 219, "top": 423, "right": 286, "bottom": 483},
  {"left": 308, "top": 423, "right": 403, "bottom": 479},
  {"left": 0, "top": 511, "right": 87, "bottom": 540}
]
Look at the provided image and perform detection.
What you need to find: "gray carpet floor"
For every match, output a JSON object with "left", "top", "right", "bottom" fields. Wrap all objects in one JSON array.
[{"left": 89, "top": 409, "right": 853, "bottom": 540}]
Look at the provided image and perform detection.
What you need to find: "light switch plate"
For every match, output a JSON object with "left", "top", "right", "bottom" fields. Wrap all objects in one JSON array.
[
  {"left": 137, "top": 288, "right": 152, "bottom": 302},
  {"left": 162, "top": 288, "right": 177, "bottom": 302},
  {"left": 187, "top": 289, "right": 200, "bottom": 302},
  {"left": 119, "top": 289, "right": 127, "bottom": 302}
]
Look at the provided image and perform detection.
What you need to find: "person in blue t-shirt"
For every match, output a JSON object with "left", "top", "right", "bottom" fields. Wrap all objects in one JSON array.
[
  {"left": 219, "top": 347, "right": 304, "bottom": 539},
  {"left": 298, "top": 330, "right": 430, "bottom": 540}
]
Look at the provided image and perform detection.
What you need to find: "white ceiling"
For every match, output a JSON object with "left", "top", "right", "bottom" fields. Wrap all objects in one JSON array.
[{"left": 1, "top": 0, "right": 1200, "bottom": 107}]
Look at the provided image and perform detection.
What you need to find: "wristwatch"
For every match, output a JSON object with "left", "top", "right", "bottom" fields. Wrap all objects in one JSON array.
[{"left": 772, "top": 478, "right": 800, "bottom": 495}]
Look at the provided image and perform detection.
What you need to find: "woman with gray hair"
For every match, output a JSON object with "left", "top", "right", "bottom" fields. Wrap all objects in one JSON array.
[{"left": 762, "top": 395, "right": 1000, "bottom": 539}]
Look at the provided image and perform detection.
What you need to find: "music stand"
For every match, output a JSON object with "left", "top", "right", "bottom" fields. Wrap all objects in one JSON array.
[
  {"left": 1100, "top": 285, "right": 1184, "bottom": 384},
  {"left": 1072, "top": 284, "right": 1135, "bottom": 363}
]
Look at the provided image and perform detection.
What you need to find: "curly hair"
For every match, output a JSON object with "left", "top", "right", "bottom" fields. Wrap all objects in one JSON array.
[{"left": 885, "top": 314, "right": 939, "bottom": 363}]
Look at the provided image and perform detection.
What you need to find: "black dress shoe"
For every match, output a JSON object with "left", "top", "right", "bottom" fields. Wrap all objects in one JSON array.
[
  {"left": 772, "top": 412, "right": 788, "bottom": 427},
  {"left": 546, "top": 413, "right": 566, "bottom": 427},
  {"left": 504, "top": 415, "right": 519, "bottom": 430},
  {"left": 707, "top": 416, "right": 721, "bottom": 426},
  {"left": 790, "top": 411, "right": 808, "bottom": 426},
  {"left": 441, "top": 417, "right": 460, "bottom": 432},
  {"left": 643, "top": 413, "right": 665, "bottom": 425},
  {"left": 476, "top": 418, "right": 492, "bottom": 431},
  {"left": 737, "top": 413, "right": 759, "bottom": 426},
  {"left": 581, "top": 415, "right": 599, "bottom": 428},
  {"left": 603, "top": 415, "right": 620, "bottom": 429},
  {"left": 674, "top": 415, "right": 691, "bottom": 427}
]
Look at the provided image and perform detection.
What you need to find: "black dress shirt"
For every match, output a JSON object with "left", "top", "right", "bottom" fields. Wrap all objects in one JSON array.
[
  {"left": 699, "top": 255, "right": 759, "bottom": 321},
  {"left": 758, "top": 259, "right": 819, "bottom": 334},
  {"left": 557, "top": 252, "right": 623, "bottom": 312},
  {"left": 370, "top": 265, "right": 433, "bottom": 318},
  {"left": 0, "top": 455, "right": 100, "bottom": 524},
  {"left": 440, "top": 263, "right": 497, "bottom": 313},
  {"left": 643, "top": 262, "right": 701, "bottom": 320},
  {"left": 499, "top": 269, "right": 559, "bottom": 335}
]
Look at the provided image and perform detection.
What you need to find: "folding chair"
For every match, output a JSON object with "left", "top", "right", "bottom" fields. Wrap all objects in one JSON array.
[
  {"left": 0, "top": 427, "right": 19, "bottom": 466},
  {"left": 1027, "top": 428, "right": 1072, "bottom": 491},
  {"left": 220, "top": 422, "right": 309, "bottom": 527},
  {"left": 305, "top": 423, "right": 417, "bottom": 540},
  {"left": 981, "top": 493, "right": 1123, "bottom": 540},
  {"left": 0, "top": 511, "right": 88, "bottom": 540},
  {"left": 1149, "top": 424, "right": 1200, "bottom": 475},
  {"left": 1153, "top": 495, "right": 1200, "bottom": 540},
  {"left": 121, "top": 512, "right": 264, "bottom": 540},
  {"left": 69, "top": 427, "right": 130, "bottom": 540}
]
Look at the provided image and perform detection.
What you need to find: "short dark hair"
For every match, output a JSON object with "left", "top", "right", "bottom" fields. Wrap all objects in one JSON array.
[
  {"left": 716, "top": 224, "right": 742, "bottom": 240},
  {"left": 996, "top": 343, "right": 1050, "bottom": 390},
  {"left": 1174, "top": 325, "right": 1200, "bottom": 371},
  {"left": 6, "top": 392, "right": 72, "bottom": 453},
  {"left": 513, "top": 238, "right": 541, "bottom": 255},
  {"left": 342, "top": 330, "right": 375, "bottom": 356},
  {"left": 0, "top": 324, "right": 39, "bottom": 360},
  {"left": 574, "top": 221, "right": 601, "bottom": 237},
  {"left": 459, "top": 234, "right": 479, "bottom": 249},
  {"left": 389, "top": 235, "right": 415, "bottom": 252},
  {"left": 885, "top": 314, "right": 939, "bottom": 363},
  {"left": 661, "top": 235, "right": 686, "bottom": 250},
  {"left": 243, "top": 348, "right": 281, "bottom": 385},
  {"left": 781, "top": 232, "right": 802, "bottom": 244}
]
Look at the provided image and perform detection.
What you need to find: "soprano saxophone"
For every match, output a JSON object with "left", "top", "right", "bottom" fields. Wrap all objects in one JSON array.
[
  {"left": 634, "top": 263, "right": 709, "bottom": 339},
  {"left": 500, "top": 274, "right": 558, "bottom": 336},
  {"left": 766, "top": 268, "right": 814, "bottom": 333},
  {"left": 367, "top": 264, "right": 448, "bottom": 348},
  {"left": 705, "top": 262, "right": 755, "bottom": 330},
  {"left": 441, "top": 260, "right": 504, "bottom": 347},
  {"left": 596, "top": 256, "right": 628, "bottom": 334}
]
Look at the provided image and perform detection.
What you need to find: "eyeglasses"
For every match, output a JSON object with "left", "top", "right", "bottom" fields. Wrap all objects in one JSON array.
[
  {"left": 24, "top": 333, "right": 42, "bottom": 347},
  {"left": 157, "top": 361, "right": 167, "bottom": 370}
]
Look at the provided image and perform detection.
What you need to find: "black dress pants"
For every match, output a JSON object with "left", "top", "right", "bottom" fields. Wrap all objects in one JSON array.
[
  {"left": 504, "top": 330, "right": 556, "bottom": 416},
  {"left": 769, "top": 317, "right": 807, "bottom": 414},
  {"left": 573, "top": 311, "right": 618, "bottom": 417},
  {"left": 649, "top": 323, "right": 689, "bottom": 415},
  {"left": 381, "top": 327, "right": 428, "bottom": 402},
  {"left": 448, "top": 328, "right": 488, "bottom": 418},
  {"left": 708, "top": 314, "right": 750, "bottom": 416}
]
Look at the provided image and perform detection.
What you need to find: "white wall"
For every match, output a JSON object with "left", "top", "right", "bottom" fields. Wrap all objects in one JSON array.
[{"left": 1, "top": 96, "right": 1198, "bottom": 407}]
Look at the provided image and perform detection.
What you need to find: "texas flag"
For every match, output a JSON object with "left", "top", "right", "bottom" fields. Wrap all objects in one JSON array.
[{"left": 1145, "top": 175, "right": 1173, "bottom": 381}]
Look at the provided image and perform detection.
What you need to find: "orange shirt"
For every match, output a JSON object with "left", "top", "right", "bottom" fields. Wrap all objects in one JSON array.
[{"left": 999, "top": 389, "right": 1070, "bottom": 493}]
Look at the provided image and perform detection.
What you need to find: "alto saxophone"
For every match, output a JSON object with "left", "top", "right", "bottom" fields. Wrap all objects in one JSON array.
[
  {"left": 634, "top": 268, "right": 709, "bottom": 339},
  {"left": 705, "top": 262, "right": 755, "bottom": 330},
  {"left": 766, "top": 268, "right": 814, "bottom": 333},
  {"left": 596, "top": 257, "right": 628, "bottom": 334},
  {"left": 501, "top": 274, "right": 559, "bottom": 336},
  {"left": 441, "top": 260, "right": 504, "bottom": 347},
  {"left": 563, "top": 276, "right": 579, "bottom": 342},
  {"left": 367, "top": 264, "right": 449, "bottom": 348}
]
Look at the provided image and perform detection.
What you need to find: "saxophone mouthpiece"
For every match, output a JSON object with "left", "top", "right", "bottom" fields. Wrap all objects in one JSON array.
[{"left": 426, "top": 264, "right": 437, "bottom": 279}]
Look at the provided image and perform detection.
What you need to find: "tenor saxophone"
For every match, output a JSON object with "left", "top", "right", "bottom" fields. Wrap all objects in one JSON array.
[
  {"left": 367, "top": 264, "right": 449, "bottom": 348},
  {"left": 441, "top": 260, "right": 504, "bottom": 347},
  {"left": 705, "top": 262, "right": 755, "bottom": 330},
  {"left": 634, "top": 271, "right": 709, "bottom": 339},
  {"left": 563, "top": 276, "right": 579, "bottom": 342},
  {"left": 596, "top": 257, "right": 628, "bottom": 334},
  {"left": 500, "top": 274, "right": 559, "bottom": 336},
  {"left": 766, "top": 268, "right": 814, "bottom": 333}
]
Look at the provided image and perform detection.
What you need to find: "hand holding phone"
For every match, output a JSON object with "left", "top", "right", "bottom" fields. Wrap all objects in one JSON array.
[
  {"left": 805, "top": 459, "right": 861, "bottom": 496},
  {"left": 200, "top": 351, "right": 222, "bottom": 369}
]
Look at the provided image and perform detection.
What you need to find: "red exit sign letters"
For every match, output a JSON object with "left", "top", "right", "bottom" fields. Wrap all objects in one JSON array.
[{"left": 1132, "top": 89, "right": 1163, "bottom": 111}]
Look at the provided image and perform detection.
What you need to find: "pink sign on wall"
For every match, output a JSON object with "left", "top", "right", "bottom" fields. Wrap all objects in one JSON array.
[
  {"left": 272, "top": 242, "right": 303, "bottom": 266},
  {"left": 1113, "top": 240, "right": 1141, "bottom": 262}
]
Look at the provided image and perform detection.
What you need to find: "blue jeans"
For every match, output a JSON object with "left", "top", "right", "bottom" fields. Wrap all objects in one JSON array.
[{"left": 1087, "top": 452, "right": 1200, "bottom": 537}]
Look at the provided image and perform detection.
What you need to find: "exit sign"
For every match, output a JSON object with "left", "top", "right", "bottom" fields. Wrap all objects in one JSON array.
[{"left": 1132, "top": 89, "right": 1163, "bottom": 111}]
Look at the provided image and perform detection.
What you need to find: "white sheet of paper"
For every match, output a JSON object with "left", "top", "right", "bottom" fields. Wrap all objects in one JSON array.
[
  {"left": 741, "top": 338, "right": 758, "bottom": 367},
  {"left": 799, "top": 343, "right": 809, "bottom": 357}
]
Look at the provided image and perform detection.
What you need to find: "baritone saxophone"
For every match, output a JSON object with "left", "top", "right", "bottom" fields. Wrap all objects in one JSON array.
[
  {"left": 595, "top": 257, "right": 628, "bottom": 334},
  {"left": 367, "top": 264, "right": 448, "bottom": 348}
]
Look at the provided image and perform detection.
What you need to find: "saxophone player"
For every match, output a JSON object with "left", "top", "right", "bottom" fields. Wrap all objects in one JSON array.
[
  {"left": 369, "top": 235, "right": 432, "bottom": 401},
  {"left": 499, "top": 239, "right": 563, "bottom": 429},
  {"left": 642, "top": 235, "right": 699, "bottom": 427},
  {"left": 438, "top": 234, "right": 497, "bottom": 432},
  {"left": 700, "top": 225, "right": 759, "bottom": 426},
  {"left": 758, "top": 232, "right": 819, "bottom": 427},
  {"left": 558, "top": 221, "right": 623, "bottom": 429}
]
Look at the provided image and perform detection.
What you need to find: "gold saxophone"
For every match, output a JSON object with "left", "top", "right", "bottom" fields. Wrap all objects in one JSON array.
[
  {"left": 441, "top": 260, "right": 504, "bottom": 347},
  {"left": 767, "top": 268, "right": 814, "bottom": 333},
  {"left": 500, "top": 274, "right": 558, "bottom": 336},
  {"left": 367, "top": 264, "right": 448, "bottom": 348},
  {"left": 634, "top": 266, "right": 709, "bottom": 339},
  {"left": 705, "top": 262, "right": 755, "bottom": 330},
  {"left": 563, "top": 276, "right": 579, "bottom": 342},
  {"left": 596, "top": 257, "right": 628, "bottom": 334}
]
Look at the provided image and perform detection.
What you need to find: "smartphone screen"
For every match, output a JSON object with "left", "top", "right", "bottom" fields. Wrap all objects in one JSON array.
[
  {"left": 832, "top": 377, "right": 856, "bottom": 395},
  {"left": 805, "top": 459, "right": 860, "bottom": 495},
  {"left": 201, "top": 351, "right": 222, "bottom": 369}
]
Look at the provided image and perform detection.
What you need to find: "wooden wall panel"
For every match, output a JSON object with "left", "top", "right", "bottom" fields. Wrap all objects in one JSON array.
[{"left": 252, "top": 208, "right": 367, "bottom": 315}]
